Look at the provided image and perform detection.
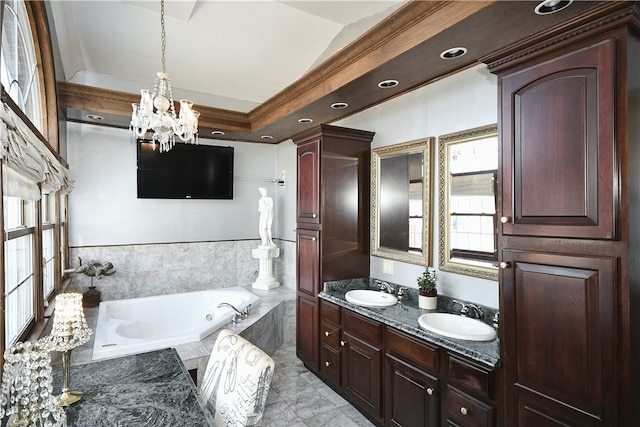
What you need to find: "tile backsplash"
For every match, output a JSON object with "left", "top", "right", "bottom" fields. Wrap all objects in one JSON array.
[{"left": 68, "top": 239, "right": 296, "bottom": 301}]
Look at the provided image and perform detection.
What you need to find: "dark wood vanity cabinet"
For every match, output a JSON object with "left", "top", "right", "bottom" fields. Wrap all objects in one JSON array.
[
  {"left": 484, "top": 5, "right": 640, "bottom": 426},
  {"left": 342, "top": 309, "right": 384, "bottom": 423},
  {"left": 319, "top": 299, "right": 499, "bottom": 427},
  {"left": 445, "top": 355, "right": 496, "bottom": 427},
  {"left": 385, "top": 328, "right": 440, "bottom": 427},
  {"left": 294, "top": 124, "right": 374, "bottom": 373},
  {"left": 318, "top": 299, "right": 384, "bottom": 424}
]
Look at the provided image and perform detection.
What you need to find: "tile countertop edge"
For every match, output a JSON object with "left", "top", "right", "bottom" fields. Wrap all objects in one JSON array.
[{"left": 318, "top": 291, "right": 500, "bottom": 369}]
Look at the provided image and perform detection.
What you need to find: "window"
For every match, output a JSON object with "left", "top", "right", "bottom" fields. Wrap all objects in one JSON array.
[
  {"left": 41, "top": 193, "right": 55, "bottom": 300},
  {"left": 438, "top": 125, "right": 499, "bottom": 281},
  {"left": 3, "top": 196, "right": 36, "bottom": 345},
  {"left": 0, "top": 1, "right": 63, "bottom": 360},
  {"left": 0, "top": 0, "right": 43, "bottom": 131}
]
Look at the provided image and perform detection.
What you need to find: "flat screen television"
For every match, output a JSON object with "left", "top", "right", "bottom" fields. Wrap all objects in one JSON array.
[{"left": 137, "top": 141, "right": 234, "bottom": 199}]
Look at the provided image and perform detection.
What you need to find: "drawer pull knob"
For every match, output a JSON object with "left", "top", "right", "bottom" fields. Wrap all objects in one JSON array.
[
  {"left": 324, "top": 331, "right": 331, "bottom": 337},
  {"left": 499, "top": 261, "right": 511, "bottom": 269},
  {"left": 311, "top": 237, "right": 316, "bottom": 241},
  {"left": 340, "top": 340, "right": 347, "bottom": 347},
  {"left": 426, "top": 388, "right": 433, "bottom": 396},
  {"left": 460, "top": 407, "right": 468, "bottom": 416},
  {"left": 500, "top": 216, "right": 510, "bottom": 224},
  {"left": 312, "top": 213, "right": 317, "bottom": 218},
  {"left": 325, "top": 361, "right": 331, "bottom": 367}
]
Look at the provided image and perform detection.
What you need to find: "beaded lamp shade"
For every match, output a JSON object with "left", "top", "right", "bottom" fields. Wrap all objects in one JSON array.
[
  {"left": 0, "top": 339, "right": 66, "bottom": 426},
  {"left": 49, "top": 293, "right": 92, "bottom": 352}
]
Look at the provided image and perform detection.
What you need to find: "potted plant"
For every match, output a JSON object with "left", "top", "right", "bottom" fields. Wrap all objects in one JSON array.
[{"left": 417, "top": 267, "right": 438, "bottom": 310}]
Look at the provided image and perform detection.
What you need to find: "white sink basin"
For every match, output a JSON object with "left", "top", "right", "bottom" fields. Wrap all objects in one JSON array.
[
  {"left": 345, "top": 290, "right": 398, "bottom": 308},
  {"left": 418, "top": 313, "right": 497, "bottom": 341}
]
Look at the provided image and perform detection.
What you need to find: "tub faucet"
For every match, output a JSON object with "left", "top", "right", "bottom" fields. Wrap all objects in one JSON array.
[{"left": 217, "top": 303, "right": 250, "bottom": 324}]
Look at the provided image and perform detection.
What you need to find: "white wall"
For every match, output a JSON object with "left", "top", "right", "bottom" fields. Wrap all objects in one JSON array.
[
  {"left": 67, "top": 123, "right": 283, "bottom": 246},
  {"left": 336, "top": 64, "right": 499, "bottom": 308},
  {"left": 274, "top": 139, "right": 297, "bottom": 243}
]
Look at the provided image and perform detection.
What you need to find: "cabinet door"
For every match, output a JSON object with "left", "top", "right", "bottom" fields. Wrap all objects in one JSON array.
[
  {"left": 296, "top": 293, "right": 318, "bottom": 371},
  {"left": 386, "top": 354, "right": 439, "bottom": 427},
  {"left": 296, "top": 229, "right": 319, "bottom": 297},
  {"left": 342, "top": 331, "right": 383, "bottom": 422},
  {"left": 500, "top": 38, "right": 615, "bottom": 239},
  {"left": 501, "top": 250, "right": 617, "bottom": 426},
  {"left": 297, "top": 139, "right": 320, "bottom": 224}
]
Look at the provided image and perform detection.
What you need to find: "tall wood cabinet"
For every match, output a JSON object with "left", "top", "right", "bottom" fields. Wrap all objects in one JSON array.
[
  {"left": 293, "top": 124, "right": 374, "bottom": 372},
  {"left": 483, "top": 4, "right": 640, "bottom": 426}
]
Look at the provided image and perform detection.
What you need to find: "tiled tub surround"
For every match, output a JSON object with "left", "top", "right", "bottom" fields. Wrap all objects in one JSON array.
[
  {"left": 68, "top": 239, "right": 296, "bottom": 301},
  {"left": 320, "top": 278, "right": 499, "bottom": 368}
]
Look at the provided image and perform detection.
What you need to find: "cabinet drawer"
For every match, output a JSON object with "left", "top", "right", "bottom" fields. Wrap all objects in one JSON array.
[
  {"left": 386, "top": 327, "right": 439, "bottom": 373},
  {"left": 320, "top": 344, "right": 341, "bottom": 388},
  {"left": 320, "top": 299, "right": 341, "bottom": 325},
  {"left": 447, "top": 386, "right": 494, "bottom": 427},
  {"left": 448, "top": 354, "right": 493, "bottom": 398},
  {"left": 343, "top": 309, "right": 382, "bottom": 346},
  {"left": 320, "top": 322, "right": 340, "bottom": 349}
]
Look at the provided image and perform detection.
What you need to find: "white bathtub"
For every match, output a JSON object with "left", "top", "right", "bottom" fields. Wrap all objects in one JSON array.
[{"left": 92, "top": 287, "right": 260, "bottom": 360}]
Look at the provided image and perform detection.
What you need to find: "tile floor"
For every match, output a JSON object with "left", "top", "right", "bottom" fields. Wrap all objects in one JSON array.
[{"left": 262, "top": 340, "right": 375, "bottom": 427}]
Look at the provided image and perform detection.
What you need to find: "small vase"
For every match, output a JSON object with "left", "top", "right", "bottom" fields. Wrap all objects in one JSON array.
[{"left": 419, "top": 290, "right": 437, "bottom": 310}]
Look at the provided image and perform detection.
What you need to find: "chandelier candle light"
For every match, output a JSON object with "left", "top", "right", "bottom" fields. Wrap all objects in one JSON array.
[
  {"left": 130, "top": 0, "right": 200, "bottom": 152},
  {"left": 48, "top": 293, "right": 92, "bottom": 406},
  {"left": 0, "top": 339, "right": 66, "bottom": 426}
]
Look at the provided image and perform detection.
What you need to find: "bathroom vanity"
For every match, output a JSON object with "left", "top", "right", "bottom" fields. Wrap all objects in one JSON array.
[{"left": 318, "top": 284, "right": 500, "bottom": 427}]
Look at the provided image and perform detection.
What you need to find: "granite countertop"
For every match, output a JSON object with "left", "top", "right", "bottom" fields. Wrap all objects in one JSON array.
[
  {"left": 319, "top": 279, "right": 500, "bottom": 369},
  {"left": 53, "top": 348, "right": 215, "bottom": 427}
]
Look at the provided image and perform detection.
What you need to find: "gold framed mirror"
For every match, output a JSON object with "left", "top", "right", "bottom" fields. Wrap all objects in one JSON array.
[
  {"left": 371, "top": 137, "right": 433, "bottom": 265},
  {"left": 438, "top": 124, "right": 498, "bottom": 280}
]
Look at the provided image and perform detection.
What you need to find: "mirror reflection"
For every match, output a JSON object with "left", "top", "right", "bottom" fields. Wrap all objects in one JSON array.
[
  {"left": 438, "top": 124, "right": 498, "bottom": 280},
  {"left": 372, "top": 138, "right": 433, "bottom": 265}
]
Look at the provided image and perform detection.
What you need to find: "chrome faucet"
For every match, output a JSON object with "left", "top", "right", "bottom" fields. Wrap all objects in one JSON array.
[
  {"left": 217, "top": 303, "right": 251, "bottom": 324},
  {"left": 453, "top": 300, "right": 483, "bottom": 319},
  {"left": 375, "top": 280, "right": 395, "bottom": 294}
]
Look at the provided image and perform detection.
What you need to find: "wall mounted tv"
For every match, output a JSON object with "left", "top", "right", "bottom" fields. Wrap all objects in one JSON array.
[{"left": 137, "top": 140, "right": 234, "bottom": 199}]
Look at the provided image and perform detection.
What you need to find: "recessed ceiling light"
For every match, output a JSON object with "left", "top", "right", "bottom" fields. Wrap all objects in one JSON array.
[
  {"left": 440, "top": 47, "right": 467, "bottom": 59},
  {"left": 87, "top": 114, "right": 103, "bottom": 120},
  {"left": 331, "top": 102, "right": 349, "bottom": 110},
  {"left": 211, "top": 130, "right": 225, "bottom": 136},
  {"left": 378, "top": 79, "right": 399, "bottom": 89},
  {"left": 261, "top": 135, "right": 274, "bottom": 140},
  {"left": 534, "top": 0, "right": 572, "bottom": 15},
  {"left": 298, "top": 118, "right": 313, "bottom": 124}
]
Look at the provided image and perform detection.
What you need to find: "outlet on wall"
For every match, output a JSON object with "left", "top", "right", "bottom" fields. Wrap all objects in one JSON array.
[{"left": 383, "top": 259, "right": 394, "bottom": 275}]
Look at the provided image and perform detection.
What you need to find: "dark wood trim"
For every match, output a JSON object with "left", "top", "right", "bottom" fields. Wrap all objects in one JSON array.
[
  {"left": 25, "top": 1, "right": 59, "bottom": 153},
  {"left": 58, "top": 81, "right": 252, "bottom": 133}
]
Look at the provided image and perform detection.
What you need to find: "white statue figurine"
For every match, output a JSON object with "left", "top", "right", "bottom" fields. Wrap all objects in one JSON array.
[{"left": 258, "top": 187, "right": 274, "bottom": 247}]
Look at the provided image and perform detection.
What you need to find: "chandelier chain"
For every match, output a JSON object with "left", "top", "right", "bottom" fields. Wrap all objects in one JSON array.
[
  {"left": 130, "top": 0, "right": 200, "bottom": 152},
  {"left": 160, "top": 0, "right": 166, "bottom": 74}
]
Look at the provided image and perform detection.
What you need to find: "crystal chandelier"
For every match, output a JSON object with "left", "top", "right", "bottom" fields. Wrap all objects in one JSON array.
[{"left": 130, "top": 0, "right": 200, "bottom": 152}]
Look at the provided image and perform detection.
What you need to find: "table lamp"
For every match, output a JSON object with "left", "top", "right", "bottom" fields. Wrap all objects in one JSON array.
[
  {"left": 49, "top": 292, "right": 92, "bottom": 406},
  {"left": 0, "top": 339, "right": 66, "bottom": 426}
]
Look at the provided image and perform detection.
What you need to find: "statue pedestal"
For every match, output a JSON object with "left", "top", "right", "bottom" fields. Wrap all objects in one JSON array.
[{"left": 252, "top": 246, "right": 280, "bottom": 290}]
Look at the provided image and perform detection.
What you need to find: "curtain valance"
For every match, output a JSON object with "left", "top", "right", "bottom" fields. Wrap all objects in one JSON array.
[{"left": 0, "top": 102, "right": 73, "bottom": 201}]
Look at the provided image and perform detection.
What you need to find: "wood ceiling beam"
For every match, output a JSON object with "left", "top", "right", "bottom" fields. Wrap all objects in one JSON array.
[
  {"left": 58, "top": 81, "right": 251, "bottom": 132},
  {"left": 248, "top": 0, "right": 495, "bottom": 130}
]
